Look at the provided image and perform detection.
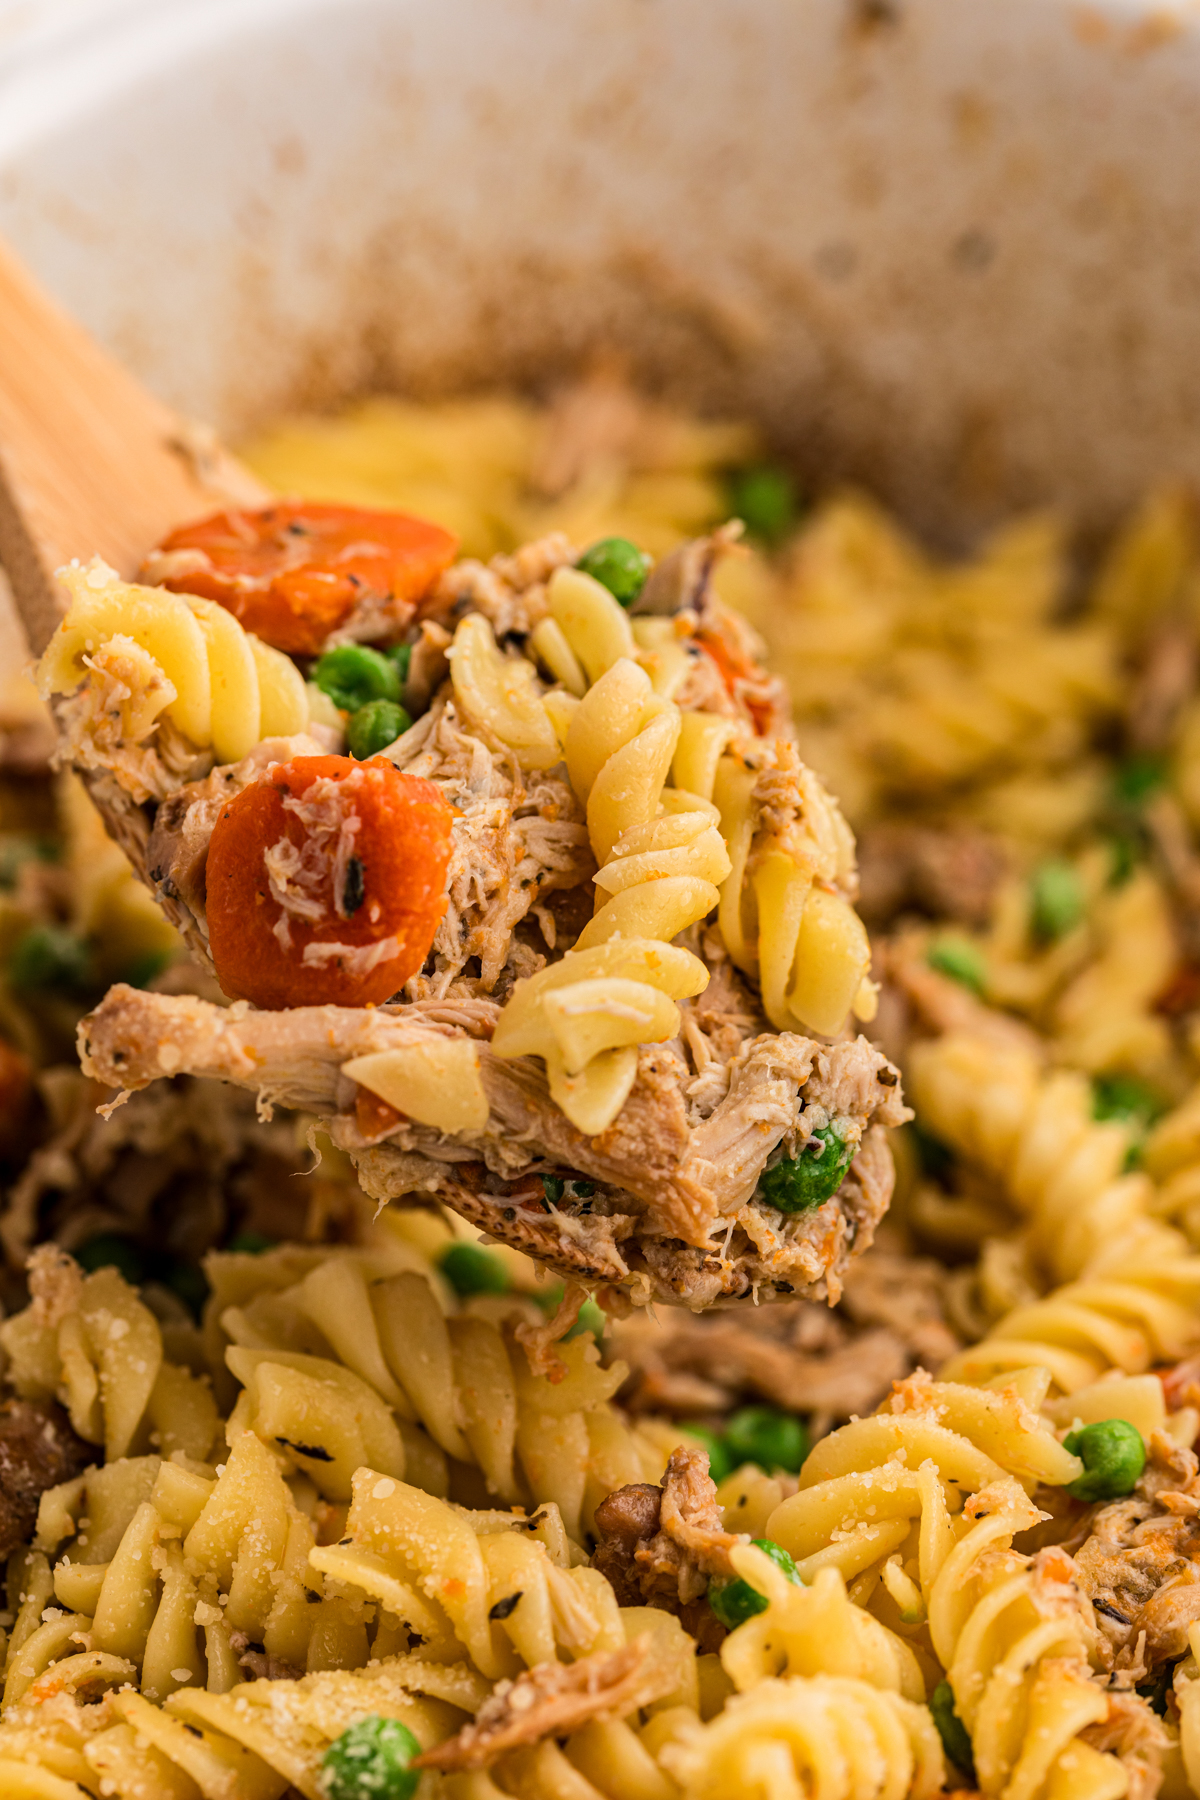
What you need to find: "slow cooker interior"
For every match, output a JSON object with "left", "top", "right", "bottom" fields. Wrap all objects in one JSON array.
[{"left": 2, "top": 0, "right": 1200, "bottom": 544}]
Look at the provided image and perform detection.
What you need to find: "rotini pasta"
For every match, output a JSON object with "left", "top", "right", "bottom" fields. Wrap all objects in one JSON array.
[
  {"left": 202, "top": 1240, "right": 674, "bottom": 1541},
  {"left": 765, "top": 1372, "right": 1081, "bottom": 1591},
  {"left": 37, "top": 559, "right": 312, "bottom": 794},
  {"left": 925, "top": 1482, "right": 1134, "bottom": 1800},
  {"left": 658, "top": 1675, "right": 945, "bottom": 1800},
  {"left": 908, "top": 1033, "right": 1200, "bottom": 1404}
]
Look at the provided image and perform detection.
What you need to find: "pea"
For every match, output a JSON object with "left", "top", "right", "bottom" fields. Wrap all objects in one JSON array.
[
  {"left": 0, "top": 834, "right": 58, "bottom": 890},
  {"left": 926, "top": 933, "right": 986, "bottom": 996},
  {"left": 440, "top": 1241, "right": 510, "bottom": 1297},
  {"left": 1092, "top": 1074, "right": 1163, "bottom": 1130},
  {"left": 119, "top": 948, "right": 172, "bottom": 990},
  {"left": 388, "top": 642, "right": 412, "bottom": 685},
  {"left": 1030, "top": 859, "right": 1085, "bottom": 942},
  {"left": 9, "top": 925, "right": 93, "bottom": 995},
  {"left": 930, "top": 1679, "right": 975, "bottom": 1781},
  {"left": 724, "top": 1406, "right": 808, "bottom": 1475},
  {"left": 1112, "top": 754, "right": 1166, "bottom": 807},
  {"left": 758, "top": 1124, "right": 854, "bottom": 1213},
  {"left": 74, "top": 1233, "right": 145, "bottom": 1285},
  {"left": 726, "top": 464, "right": 799, "bottom": 545},
  {"left": 313, "top": 644, "right": 402, "bottom": 713},
  {"left": 1064, "top": 1419, "right": 1146, "bottom": 1503},
  {"left": 682, "top": 1425, "right": 734, "bottom": 1484},
  {"left": 576, "top": 537, "right": 652, "bottom": 607},
  {"left": 320, "top": 1715, "right": 420, "bottom": 1800},
  {"left": 228, "top": 1230, "right": 276, "bottom": 1255},
  {"left": 161, "top": 1257, "right": 210, "bottom": 1319},
  {"left": 709, "top": 1538, "right": 800, "bottom": 1630},
  {"left": 346, "top": 700, "right": 412, "bottom": 760},
  {"left": 566, "top": 1298, "right": 606, "bottom": 1341},
  {"left": 1106, "top": 830, "right": 1141, "bottom": 888}
]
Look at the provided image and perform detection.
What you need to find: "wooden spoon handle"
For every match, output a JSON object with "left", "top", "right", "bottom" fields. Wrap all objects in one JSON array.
[{"left": 0, "top": 235, "right": 267, "bottom": 654}]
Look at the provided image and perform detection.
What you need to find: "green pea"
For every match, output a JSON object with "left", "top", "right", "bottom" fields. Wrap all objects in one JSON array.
[
  {"left": 1112, "top": 754, "right": 1166, "bottom": 807},
  {"left": 313, "top": 644, "right": 402, "bottom": 714},
  {"left": 1106, "top": 830, "right": 1141, "bottom": 888},
  {"left": 758, "top": 1124, "right": 854, "bottom": 1213},
  {"left": 74, "top": 1234, "right": 145, "bottom": 1286},
  {"left": 926, "top": 933, "right": 986, "bottom": 995},
  {"left": 0, "top": 834, "right": 58, "bottom": 890},
  {"left": 1030, "top": 859, "right": 1085, "bottom": 941},
  {"left": 346, "top": 700, "right": 412, "bottom": 760},
  {"left": 724, "top": 1406, "right": 808, "bottom": 1475},
  {"left": 119, "top": 948, "right": 172, "bottom": 990},
  {"left": 930, "top": 1679, "right": 975, "bottom": 1781},
  {"left": 576, "top": 537, "right": 652, "bottom": 607},
  {"left": 160, "top": 1257, "right": 210, "bottom": 1319},
  {"left": 9, "top": 925, "right": 93, "bottom": 995},
  {"left": 1092, "top": 1074, "right": 1163, "bottom": 1130},
  {"left": 708, "top": 1539, "right": 800, "bottom": 1630},
  {"left": 439, "top": 1241, "right": 510, "bottom": 1298},
  {"left": 1064, "top": 1418, "right": 1146, "bottom": 1503},
  {"left": 227, "top": 1230, "right": 276, "bottom": 1255},
  {"left": 726, "top": 464, "right": 799, "bottom": 545},
  {"left": 566, "top": 1299, "right": 607, "bottom": 1341},
  {"left": 320, "top": 1714, "right": 420, "bottom": 1800},
  {"left": 387, "top": 642, "right": 413, "bottom": 685},
  {"left": 681, "top": 1425, "right": 734, "bottom": 1485}
]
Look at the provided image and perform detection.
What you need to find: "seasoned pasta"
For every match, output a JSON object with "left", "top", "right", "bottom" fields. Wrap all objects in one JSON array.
[
  {"left": 42, "top": 498, "right": 897, "bottom": 1308},
  {"left": 12, "top": 374, "right": 1200, "bottom": 1800}
]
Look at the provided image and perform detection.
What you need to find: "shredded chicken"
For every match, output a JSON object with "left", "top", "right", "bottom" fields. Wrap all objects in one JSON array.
[
  {"left": 857, "top": 823, "right": 1007, "bottom": 927},
  {"left": 607, "top": 1234, "right": 959, "bottom": 1427},
  {"left": 387, "top": 692, "right": 591, "bottom": 993},
  {"left": 2, "top": 1070, "right": 340, "bottom": 1271},
  {"left": 77, "top": 982, "right": 904, "bottom": 1307},
  {"left": 414, "top": 1637, "right": 670, "bottom": 1772},
  {"left": 1074, "top": 1434, "right": 1200, "bottom": 1676}
]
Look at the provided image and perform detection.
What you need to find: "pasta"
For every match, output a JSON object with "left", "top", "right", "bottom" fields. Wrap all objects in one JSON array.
[
  {"left": 39, "top": 483, "right": 894, "bottom": 1309},
  {"left": 659, "top": 1676, "right": 945, "bottom": 1800},
  {"left": 37, "top": 560, "right": 311, "bottom": 798},
  {"left": 924, "top": 1482, "right": 1131, "bottom": 1800},
  {"left": 765, "top": 1372, "right": 1081, "bottom": 1592},
  {"left": 13, "top": 374, "right": 1200, "bottom": 1800}
]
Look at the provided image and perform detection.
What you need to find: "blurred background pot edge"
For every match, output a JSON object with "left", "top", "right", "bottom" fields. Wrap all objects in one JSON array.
[{"left": 0, "top": 0, "right": 1197, "bottom": 545}]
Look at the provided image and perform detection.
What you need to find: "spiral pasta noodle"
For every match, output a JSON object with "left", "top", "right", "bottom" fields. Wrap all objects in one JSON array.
[
  {"left": 37, "top": 559, "right": 311, "bottom": 796},
  {"left": 925, "top": 1482, "right": 1131, "bottom": 1800},
  {"left": 719, "top": 1548, "right": 925, "bottom": 1701},
  {"left": 764, "top": 1373, "right": 1081, "bottom": 1593},
  {"left": 202, "top": 1241, "right": 676, "bottom": 1542},
  {"left": 659, "top": 1675, "right": 945, "bottom": 1800},
  {"left": 909, "top": 1033, "right": 1200, "bottom": 1401},
  {"left": 7, "top": 1429, "right": 331, "bottom": 1711},
  {"left": 713, "top": 744, "right": 874, "bottom": 1037},
  {"left": 314, "top": 1465, "right": 627, "bottom": 1679},
  {"left": 492, "top": 649, "right": 717, "bottom": 1134},
  {"left": 0, "top": 1254, "right": 218, "bottom": 1465}
]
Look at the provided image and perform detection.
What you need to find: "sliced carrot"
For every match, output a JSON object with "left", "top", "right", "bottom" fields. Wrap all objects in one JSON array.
[
  {"left": 205, "top": 754, "right": 453, "bottom": 1009},
  {"left": 148, "top": 501, "right": 458, "bottom": 657},
  {"left": 695, "top": 624, "right": 773, "bottom": 737}
]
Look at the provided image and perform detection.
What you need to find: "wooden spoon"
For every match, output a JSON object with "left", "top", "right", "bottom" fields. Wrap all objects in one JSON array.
[{"left": 0, "top": 234, "right": 267, "bottom": 655}]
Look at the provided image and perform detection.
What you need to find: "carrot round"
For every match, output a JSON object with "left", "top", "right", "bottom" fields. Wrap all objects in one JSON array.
[
  {"left": 148, "top": 501, "right": 457, "bottom": 657},
  {"left": 205, "top": 755, "right": 453, "bottom": 1008}
]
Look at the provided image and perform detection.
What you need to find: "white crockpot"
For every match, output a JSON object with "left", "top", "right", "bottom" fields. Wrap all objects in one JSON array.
[{"left": 0, "top": 0, "right": 1198, "bottom": 540}]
